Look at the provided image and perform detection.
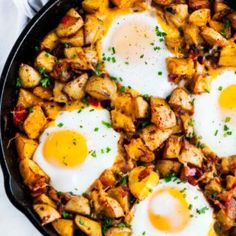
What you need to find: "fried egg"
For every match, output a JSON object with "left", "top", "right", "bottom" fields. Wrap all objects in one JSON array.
[
  {"left": 194, "top": 70, "right": 236, "bottom": 157},
  {"left": 33, "top": 106, "right": 119, "bottom": 194},
  {"left": 101, "top": 11, "right": 175, "bottom": 98},
  {"left": 132, "top": 180, "right": 215, "bottom": 236}
]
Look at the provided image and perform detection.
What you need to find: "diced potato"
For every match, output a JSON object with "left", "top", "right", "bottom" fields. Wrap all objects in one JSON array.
[
  {"left": 105, "top": 227, "right": 132, "bottom": 236},
  {"left": 112, "top": 94, "right": 134, "bottom": 118},
  {"left": 23, "top": 105, "right": 47, "bottom": 139},
  {"left": 33, "top": 86, "right": 53, "bottom": 101},
  {"left": 19, "top": 64, "right": 42, "bottom": 88},
  {"left": 172, "top": 116, "right": 184, "bottom": 134},
  {"left": 84, "top": 14, "right": 102, "bottom": 45},
  {"left": 82, "top": 0, "right": 109, "bottom": 13},
  {"left": 165, "top": 4, "right": 189, "bottom": 28},
  {"left": 34, "top": 194, "right": 57, "bottom": 208},
  {"left": 35, "top": 51, "right": 57, "bottom": 73},
  {"left": 111, "top": 110, "right": 135, "bottom": 133},
  {"left": 213, "top": 2, "right": 231, "bottom": 21},
  {"left": 134, "top": 96, "right": 149, "bottom": 119},
  {"left": 179, "top": 141, "right": 204, "bottom": 167},
  {"left": 19, "top": 158, "right": 49, "bottom": 191},
  {"left": 33, "top": 204, "right": 60, "bottom": 225},
  {"left": 156, "top": 160, "right": 182, "bottom": 177},
  {"left": 163, "top": 135, "right": 182, "bottom": 159},
  {"left": 226, "top": 175, "right": 236, "bottom": 190},
  {"left": 60, "top": 29, "right": 84, "bottom": 47},
  {"left": 208, "top": 20, "right": 224, "bottom": 33},
  {"left": 17, "top": 89, "right": 42, "bottom": 108},
  {"left": 128, "top": 166, "right": 159, "bottom": 200},
  {"left": 42, "top": 102, "right": 62, "bottom": 120},
  {"left": 84, "top": 47, "right": 98, "bottom": 69},
  {"left": 180, "top": 114, "right": 194, "bottom": 138},
  {"left": 53, "top": 81, "right": 68, "bottom": 103},
  {"left": 99, "top": 169, "right": 116, "bottom": 188},
  {"left": 189, "top": 9, "right": 210, "bottom": 27},
  {"left": 216, "top": 209, "right": 235, "bottom": 231},
  {"left": 166, "top": 58, "right": 195, "bottom": 77},
  {"left": 40, "top": 31, "right": 59, "bottom": 51},
  {"left": 219, "top": 43, "right": 236, "bottom": 67},
  {"left": 90, "top": 190, "right": 102, "bottom": 215},
  {"left": 189, "top": 0, "right": 210, "bottom": 10},
  {"left": 75, "top": 215, "right": 102, "bottom": 236},
  {"left": 221, "top": 156, "right": 236, "bottom": 175},
  {"left": 165, "top": 36, "right": 184, "bottom": 55},
  {"left": 56, "top": 9, "right": 84, "bottom": 38},
  {"left": 15, "top": 133, "right": 38, "bottom": 160},
  {"left": 153, "top": 0, "right": 173, "bottom": 5},
  {"left": 140, "top": 125, "right": 173, "bottom": 151},
  {"left": 108, "top": 186, "right": 130, "bottom": 214},
  {"left": 201, "top": 27, "right": 228, "bottom": 47},
  {"left": 169, "top": 87, "right": 193, "bottom": 114},
  {"left": 86, "top": 76, "right": 117, "bottom": 101},
  {"left": 205, "top": 179, "right": 222, "bottom": 193},
  {"left": 111, "top": 0, "right": 136, "bottom": 8},
  {"left": 65, "top": 196, "right": 91, "bottom": 215},
  {"left": 150, "top": 97, "right": 176, "bottom": 129},
  {"left": 63, "top": 73, "right": 88, "bottom": 100},
  {"left": 125, "top": 138, "right": 155, "bottom": 163},
  {"left": 183, "top": 24, "right": 204, "bottom": 45},
  {"left": 52, "top": 219, "right": 74, "bottom": 236},
  {"left": 99, "top": 192, "right": 124, "bottom": 218},
  {"left": 191, "top": 74, "right": 211, "bottom": 94}
]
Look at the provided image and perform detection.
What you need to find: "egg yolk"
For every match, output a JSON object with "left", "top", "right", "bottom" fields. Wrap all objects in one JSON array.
[
  {"left": 219, "top": 85, "right": 236, "bottom": 109},
  {"left": 43, "top": 130, "right": 88, "bottom": 168},
  {"left": 148, "top": 187, "right": 190, "bottom": 233}
]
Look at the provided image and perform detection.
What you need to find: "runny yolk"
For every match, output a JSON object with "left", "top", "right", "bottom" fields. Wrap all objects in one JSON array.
[
  {"left": 219, "top": 85, "right": 236, "bottom": 109},
  {"left": 148, "top": 187, "right": 190, "bottom": 233},
  {"left": 43, "top": 130, "right": 88, "bottom": 168}
]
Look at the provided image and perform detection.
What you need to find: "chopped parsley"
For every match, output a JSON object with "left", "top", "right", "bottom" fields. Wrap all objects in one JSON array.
[
  {"left": 218, "top": 86, "right": 223, "bottom": 91},
  {"left": 188, "top": 119, "right": 194, "bottom": 127},
  {"left": 16, "top": 77, "right": 22, "bottom": 88},
  {"left": 102, "top": 218, "right": 113, "bottom": 234},
  {"left": 40, "top": 77, "right": 51, "bottom": 88},
  {"left": 158, "top": 71, "right": 162, "bottom": 76},
  {"left": 64, "top": 43, "right": 71, "bottom": 48},
  {"left": 196, "top": 206, "right": 209, "bottom": 214},
  {"left": 57, "top": 122, "right": 64, "bottom": 127},
  {"left": 120, "top": 175, "right": 128, "bottom": 186},
  {"left": 28, "top": 107, "right": 33, "bottom": 113},
  {"left": 225, "top": 117, "right": 231, "bottom": 123},
  {"left": 163, "top": 172, "right": 177, "bottom": 182},
  {"left": 214, "top": 130, "right": 218, "bottom": 136},
  {"left": 94, "top": 61, "right": 104, "bottom": 76},
  {"left": 94, "top": 127, "right": 99, "bottom": 132},
  {"left": 90, "top": 150, "right": 97, "bottom": 158},
  {"left": 62, "top": 211, "right": 71, "bottom": 219},
  {"left": 220, "top": 19, "right": 231, "bottom": 39},
  {"left": 117, "top": 223, "right": 126, "bottom": 229},
  {"left": 120, "top": 86, "right": 126, "bottom": 93},
  {"left": 102, "top": 120, "right": 112, "bottom": 128},
  {"left": 79, "top": 219, "right": 85, "bottom": 225},
  {"left": 106, "top": 147, "right": 111, "bottom": 153}
]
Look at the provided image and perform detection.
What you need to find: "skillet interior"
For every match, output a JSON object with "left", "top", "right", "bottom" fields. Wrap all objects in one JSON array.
[{"left": 0, "top": 0, "right": 81, "bottom": 235}]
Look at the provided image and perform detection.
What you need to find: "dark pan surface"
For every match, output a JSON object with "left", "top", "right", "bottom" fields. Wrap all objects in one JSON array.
[{"left": 0, "top": 0, "right": 81, "bottom": 235}]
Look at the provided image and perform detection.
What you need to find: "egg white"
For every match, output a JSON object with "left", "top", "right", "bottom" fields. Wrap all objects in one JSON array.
[
  {"left": 102, "top": 11, "right": 175, "bottom": 98},
  {"left": 33, "top": 107, "right": 120, "bottom": 195},
  {"left": 132, "top": 180, "right": 214, "bottom": 236},
  {"left": 193, "top": 70, "right": 236, "bottom": 157}
]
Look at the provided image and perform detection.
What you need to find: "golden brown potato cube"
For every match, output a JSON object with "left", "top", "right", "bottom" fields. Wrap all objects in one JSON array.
[
  {"left": 125, "top": 138, "right": 155, "bottom": 163},
  {"left": 105, "top": 227, "right": 132, "bottom": 236},
  {"left": 134, "top": 96, "right": 149, "bottom": 119},
  {"left": 35, "top": 51, "right": 57, "bottom": 73},
  {"left": 40, "top": 31, "right": 59, "bottom": 51},
  {"left": 84, "top": 14, "right": 102, "bottom": 45},
  {"left": 42, "top": 102, "right": 62, "bottom": 120},
  {"left": 183, "top": 24, "right": 204, "bottom": 46},
  {"left": 153, "top": 0, "right": 173, "bottom": 5},
  {"left": 19, "top": 64, "right": 42, "bottom": 88},
  {"left": 165, "top": 36, "right": 184, "bottom": 55},
  {"left": 189, "top": 9, "right": 210, "bottom": 27},
  {"left": 189, "top": 0, "right": 210, "bottom": 10},
  {"left": 226, "top": 175, "right": 236, "bottom": 190},
  {"left": 53, "top": 81, "right": 68, "bottom": 103},
  {"left": 84, "top": 47, "right": 98, "bottom": 69},
  {"left": 65, "top": 196, "right": 90, "bottom": 215},
  {"left": 33, "top": 204, "right": 60, "bottom": 225},
  {"left": 163, "top": 135, "right": 182, "bottom": 159},
  {"left": 201, "top": 27, "right": 228, "bottom": 47},
  {"left": 208, "top": 20, "right": 224, "bottom": 33},
  {"left": 75, "top": 215, "right": 102, "bottom": 236},
  {"left": 108, "top": 186, "right": 130, "bottom": 214},
  {"left": 23, "top": 105, "right": 47, "bottom": 139},
  {"left": 52, "top": 219, "right": 74, "bottom": 236},
  {"left": 216, "top": 209, "right": 235, "bottom": 231},
  {"left": 86, "top": 76, "right": 117, "bottom": 101},
  {"left": 180, "top": 114, "right": 194, "bottom": 138},
  {"left": 111, "top": 0, "right": 136, "bottom": 8},
  {"left": 112, "top": 94, "right": 134, "bottom": 118},
  {"left": 90, "top": 190, "right": 102, "bottom": 215},
  {"left": 156, "top": 160, "right": 182, "bottom": 177},
  {"left": 191, "top": 74, "right": 210, "bottom": 94},
  {"left": 60, "top": 29, "right": 84, "bottom": 47},
  {"left": 111, "top": 110, "right": 135, "bottom": 133},
  {"left": 56, "top": 9, "right": 84, "bottom": 38},
  {"left": 165, "top": 4, "right": 189, "bottom": 28},
  {"left": 169, "top": 87, "right": 193, "bottom": 114},
  {"left": 219, "top": 43, "right": 236, "bottom": 67},
  {"left": 63, "top": 73, "right": 88, "bottom": 100},
  {"left": 128, "top": 166, "right": 159, "bottom": 200},
  {"left": 19, "top": 158, "right": 49, "bottom": 191},
  {"left": 33, "top": 86, "right": 53, "bottom": 101},
  {"left": 172, "top": 116, "right": 184, "bottom": 134},
  {"left": 34, "top": 194, "right": 57, "bottom": 208},
  {"left": 205, "top": 179, "right": 222, "bottom": 193},
  {"left": 82, "top": 0, "right": 108, "bottom": 13},
  {"left": 150, "top": 97, "right": 176, "bottom": 129},
  {"left": 221, "top": 156, "right": 236, "bottom": 175},
  {"left": 17, "top": 89, "right": 42, "bottom": 108},
  {"left": 179, "top": 141, "right": 204, "bottom": 167},
  {"left": 140, "top": 125, "right": 173, "bottom": 151},
  {"left": 99, "top": 169, "right": 116, "bottom": 188},
  {"left": 166, "top": 58, "right": 195, "bottom": 77},
  {"left": 15, "top": 133, "right": 38, "bottom": 160}
]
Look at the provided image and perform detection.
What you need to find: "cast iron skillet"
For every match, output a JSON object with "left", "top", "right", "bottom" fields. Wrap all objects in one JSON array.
[{"left": 0, "top": 0, "right": 82, "bottom": 235}]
